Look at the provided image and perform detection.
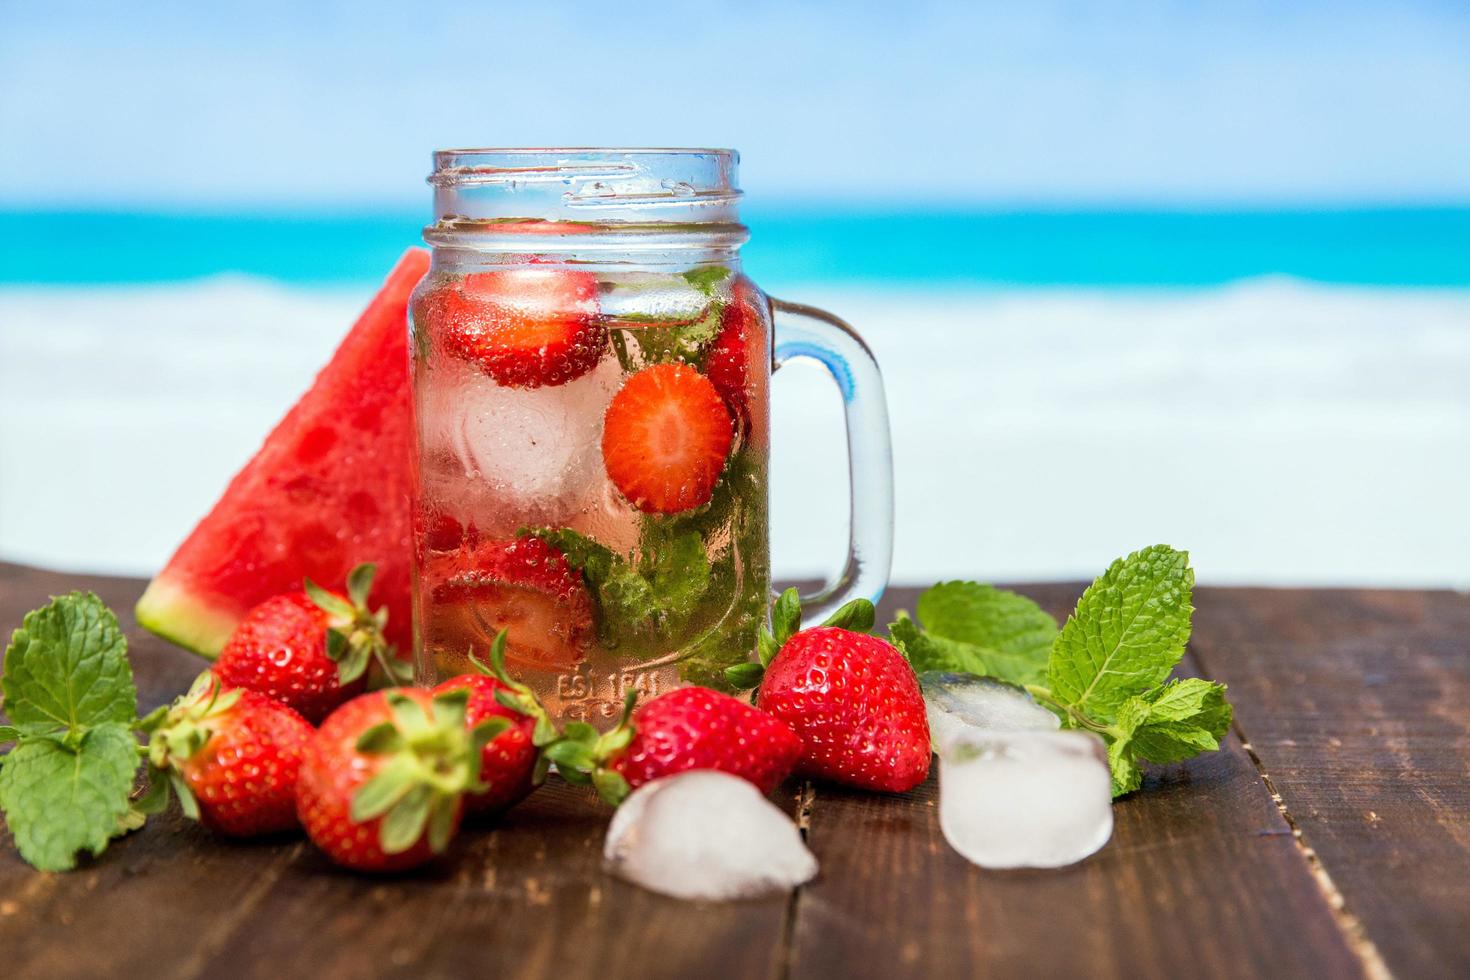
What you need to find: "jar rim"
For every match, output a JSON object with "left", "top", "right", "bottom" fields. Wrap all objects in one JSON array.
[
  {"left": 427, "top": 147, "right": 743, "bottom": 226},
  {"left": 432, "top": 146, "right": 736, "bottom": 157}
]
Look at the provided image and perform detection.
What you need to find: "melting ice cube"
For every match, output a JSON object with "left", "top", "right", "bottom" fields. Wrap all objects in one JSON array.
[
  {"left": 939, "top": 730, "right": 1113, "bottom": 869},
  {"left": 920, "top": 671, "right": 1059, "bottom": 754},
  {"left": 421, "top": 356, "right": 619, "bottom": 516},
  {"left": 603, "top": 770, "right": 817, "bottom": 901}
]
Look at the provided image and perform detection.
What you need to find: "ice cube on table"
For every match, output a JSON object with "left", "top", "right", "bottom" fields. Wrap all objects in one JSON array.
[
  {"left": 603, "top": 770, "right": 817, "bottom": 901},
  {"left": 939, "top": 730, "right": 1113, "bottom": 869},
  {"left": 920, "top": 671, "right": 1059, "bottom": 754}
]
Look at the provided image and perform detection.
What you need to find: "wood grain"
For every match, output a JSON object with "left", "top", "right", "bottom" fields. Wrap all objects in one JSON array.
[
  {"left": 0, "top": 563, "right": 790, "bottom": 980},
  {"left": 3, "top": 564, "right": 1466, "bottom": 979},
  {"left": 784, "top": 585, "right": 1363, "bottom": 980},
  {"left": 1191, "top": 587, "right": 1470, "bottom": 979}
]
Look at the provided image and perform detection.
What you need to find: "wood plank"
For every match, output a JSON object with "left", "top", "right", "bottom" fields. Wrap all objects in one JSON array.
[
  {"left": 786, "top": 585, "right": 1365, "bottom": 980},
  {"left": 9, "top": 565, "right": 1465, "bottom": 978},
  {"left": 1191, "top": 587, "right": 1470, "bottom": 979},
  {"left": 185, "top": 779, "right": 795, "bottom": 980},
  {"left": 0, "top": 563, "right": 791, "bottom": 980}
]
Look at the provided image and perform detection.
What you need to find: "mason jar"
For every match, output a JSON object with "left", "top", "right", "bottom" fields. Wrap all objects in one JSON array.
[{"left": 410, "top": 148, "right": 892, "bottom": 726}]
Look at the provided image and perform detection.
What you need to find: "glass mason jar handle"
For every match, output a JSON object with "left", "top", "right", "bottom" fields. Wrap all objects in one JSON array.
[{"left": 769, "top": 298, "right": 894, "bottom": 621}]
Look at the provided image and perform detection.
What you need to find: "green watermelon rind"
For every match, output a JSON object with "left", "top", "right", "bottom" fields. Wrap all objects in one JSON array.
[
  {"left": 132, "top": 247, "right": 429, "bottom": 661},
  {"left": 135, "top": 577, "right": 244, "bottom": 660}
]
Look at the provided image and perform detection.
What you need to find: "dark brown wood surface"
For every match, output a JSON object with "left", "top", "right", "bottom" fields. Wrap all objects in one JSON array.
[{"left": 0, "top": 561, "right": 1464, "bottom": 979}]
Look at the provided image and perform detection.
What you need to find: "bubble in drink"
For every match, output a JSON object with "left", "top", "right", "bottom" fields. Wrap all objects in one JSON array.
[
  {"left": 603, "top": 770, "right": 817, "bottom": 900},
  {"left": 938, "top": 730, "right": 1113, "bottom": 869},
  {"left": 419, "top": 355, "right": 620, "bottom": 516},
  {"left": 411, "top": 266, "right": 773, "bottom": 726}
]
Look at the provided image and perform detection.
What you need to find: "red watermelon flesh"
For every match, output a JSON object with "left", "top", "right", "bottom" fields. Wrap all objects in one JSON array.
[{"left": 135, "top": 248, "right": 430, "bottom": 658}]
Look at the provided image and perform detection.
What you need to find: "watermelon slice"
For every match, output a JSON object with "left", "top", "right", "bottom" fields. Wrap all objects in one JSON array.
[{"left": 136, "top": 248, "right": 430, "bottom": 658}]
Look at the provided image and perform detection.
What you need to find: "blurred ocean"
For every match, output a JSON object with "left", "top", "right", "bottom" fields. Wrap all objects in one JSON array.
[
  {"left": 2, "top": 207, "right": 1468, "bottom": 588},
  {"left": 4, "top": 207, "right": 1470, "bottom": 288}
]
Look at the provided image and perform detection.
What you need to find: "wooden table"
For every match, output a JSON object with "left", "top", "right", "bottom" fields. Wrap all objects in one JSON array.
[{"left": 1, "top": 561, "right": 1466, "bottom": 980}]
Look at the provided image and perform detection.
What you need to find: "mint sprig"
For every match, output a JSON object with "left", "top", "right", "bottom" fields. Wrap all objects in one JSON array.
[
  {"left": 1046, "top": 546, "right": 1194, "bottom": 718},
  {"left": 890, "top": 582, "right": 1056, "bottom": 686},
  {"left": 527, "top": 525, "right": 712, "bottom": 643},
  {"left": 0, "top": 593, "right": 145, "bottom": 871},
  {"left": 890, "top": 545, "right": 1232, "bottom": 797},
  {"left": 612, "top": 302, "right": 724, "bottom": 371}
]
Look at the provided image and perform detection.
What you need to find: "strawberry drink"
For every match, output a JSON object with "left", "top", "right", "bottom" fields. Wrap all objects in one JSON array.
[{"left": 410, "top": 149, "right": 894, "bottom": 727}]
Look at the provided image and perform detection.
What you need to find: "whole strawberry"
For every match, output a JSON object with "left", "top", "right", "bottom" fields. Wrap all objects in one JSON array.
[
  {"left": 547, "top": 685, "right": 803, "bottom": 805},
  {"left": 213, "top": 563, "right": 404, "bottom": 723},
  {"left": 431, "top": 641, "right": 546, "bottom": 817},
  {"left": 462, "top": 628, "right": 803, "bottom": 806},
  {"left": 729, "top": 590, "right": 931, "bottom": 793},
  {"left": 295, "top": 687, "right": 503, "bottom": 872},
  {"left": 141, "top": 672, "right": 314, "bottom": 836}
]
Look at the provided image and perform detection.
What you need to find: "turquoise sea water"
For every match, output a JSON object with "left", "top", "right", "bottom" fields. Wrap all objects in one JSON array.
[{"left": 2, "top": 207, "right": 1468, "bottom": 288}]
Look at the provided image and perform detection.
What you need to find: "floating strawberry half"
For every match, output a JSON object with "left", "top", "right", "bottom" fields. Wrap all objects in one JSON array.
[
  {"left": 601, "top": 363, "right": 734, "bottom": 514},
  {"left": 729, "top": 590, "right": 932, "bottom": 794},
  {"left": 426, "top": 536, "right": 595, "bottom": 671},
  {"left": 296, "top": 687, "right": 508, "bottom": 872},
  {"left": 425, "top": 268, "right": 606, "bottom": 389},
  {"left": 140, "top": 673, "right": 315, "bottom": 836},
  {"left": 705, "top": 276, "right": 768, "bottom": 436},
  {"left": 213, "top": 563, "right": 402, "bottom": 723}
]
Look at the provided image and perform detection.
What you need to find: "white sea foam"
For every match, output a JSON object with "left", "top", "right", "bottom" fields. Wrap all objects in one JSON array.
[{"left": 2, "top": 275, "right": 1468, "bottom": 586}]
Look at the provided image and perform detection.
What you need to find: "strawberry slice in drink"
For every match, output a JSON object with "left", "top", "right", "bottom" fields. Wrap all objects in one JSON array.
[
  {"left": 601, "top": 363, "right": 734, "bottom": 514},
  {"left": 705, "top": 276, "right": 769, "bottom": 438},
  {"left": 425, "top": 268, "right": 607, "bottom": 389},
  {"left": 426, "top": 536, "right": 594, "bottom": 671}
]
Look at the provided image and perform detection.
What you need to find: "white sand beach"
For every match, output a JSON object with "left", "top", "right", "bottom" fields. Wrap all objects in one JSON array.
[{"left": 2, "top": 277, "right": 1467, "bottom": 588}]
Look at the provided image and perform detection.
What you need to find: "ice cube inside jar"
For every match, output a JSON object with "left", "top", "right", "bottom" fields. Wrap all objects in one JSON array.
[{"left": 939, "top": 729, "right": 1113, "bottom": 870}]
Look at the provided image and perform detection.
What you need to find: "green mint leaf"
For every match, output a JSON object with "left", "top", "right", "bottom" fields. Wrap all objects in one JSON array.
[
  {"left": 3, "top": 592, "right": 138, "bottom": 732},
  {"left": 618, "top": 303, "right": 724, "bottom": 369},
  {"left": 885, "top": 583, "right": 1056, "bottom": 687},
  {"left": 681, "top": 266, "right": 730, "bottom": 295},
  {"left": 1047, "top": 545, "right": 1194, "bottom": 721},
  {"left": 644, "top": 528, "right": 712, "bottom": 624},
  {"left": 1100, "top": 695, "right": 1152, "bottom": 796},
  {"left": 529, "top": 525, "right": 712, "bottom": 647},
  {"left": 889, "top": 610, "right": 1048, "bottom": 687},
  {"left": 1128, "top": 679, "right": 1232, "bottom": 764},
  {"left": 1137, "top": 677, "right": 1232, "bottom": 727},
  {"left": 526, "top": 449, "right": 761, "bottom": 693},
  {"left": 1106, "top": 734, "right": 1145, "bottom": 797},
  {"left": 918, "top": 582, "right": 1057, "bottom": 664},
  {"left": 0, "top": 726, "right": 19, "bottom": 744},
  {"left": 0, "top": 723, "right": 141, "bottom": 871}
]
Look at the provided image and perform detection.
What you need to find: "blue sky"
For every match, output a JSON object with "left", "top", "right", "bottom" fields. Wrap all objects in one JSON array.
[{"left": 2, "top": 0, "right": 1468, "bottom": 207}]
